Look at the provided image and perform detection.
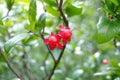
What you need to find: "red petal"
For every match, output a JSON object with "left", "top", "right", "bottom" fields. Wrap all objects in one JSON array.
[
  {"left": 56, "top": 43, "right": 63, "bottom": 50},
  {"left": 59, "top": 25, "right": 64, "bottom": 31},
  {"left": 67, "top": 38, "right": 71, "bottom": 42},
  {"left": 62, "top": 39, "right": 67, "bottom": 45},
  {"left": 44, "top": 38, "right": 49, "bottom": 44},
  {"left": 49, "top": 45, "right": 55, "bottom": 50},
  {"left": 50, "top": 32, "right": 55, "bottom": 36},
  {"left": 55, "top": 34, "right": 62, "bottom": 40}
]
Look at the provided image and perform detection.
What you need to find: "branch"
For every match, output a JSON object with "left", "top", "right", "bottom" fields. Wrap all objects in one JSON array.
[
  {"left": 56, "top": 0, "right": 69, "bottom": 27},
  {"left": 0, "top": 48, "right": 24, "bottom": 80}
]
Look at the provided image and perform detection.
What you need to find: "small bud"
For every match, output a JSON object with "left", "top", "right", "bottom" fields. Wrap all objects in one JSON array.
[{"left": 108, "top": 14, "right": 113, "bottom": 19}]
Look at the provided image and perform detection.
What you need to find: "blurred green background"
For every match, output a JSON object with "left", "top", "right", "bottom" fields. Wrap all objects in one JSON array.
[{"left": 0, "top": 0, "right": 120, "bottom": 80}]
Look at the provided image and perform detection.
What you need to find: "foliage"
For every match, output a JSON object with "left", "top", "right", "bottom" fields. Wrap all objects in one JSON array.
[{"left": 0, "top": 0, "right": 120, "bottom": 80}]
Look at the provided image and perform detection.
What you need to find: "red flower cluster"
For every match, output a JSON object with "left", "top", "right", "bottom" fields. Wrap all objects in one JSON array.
[
  {"left": 44, "top": 32, "right": 62, "bottom": 50},
  {"left": 44, "top": 25, "right": 72, "bottom": 50}
]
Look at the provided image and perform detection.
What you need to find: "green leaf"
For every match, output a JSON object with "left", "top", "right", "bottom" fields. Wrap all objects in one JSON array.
[
  {"left": 63, "top": 0, "right": 74, "bottom": 8},
  {"left": 44, "top": 0, "right": 57, "bottom": 7},
  {"left": 35, "top": 13, "right": 46, "bottom": 33},
  {"left": 28, "top": 0, "right": 36, "bottom": 30},
  {"left": 16, "top": 0, "right": 29, "bottom": 3},
  {"left": 4, "top": 33, "right": 29, "bottom": 53},
  {"left": 0, "top": 20, "right": 3, "bottom": 25},
  {"left": 46, "top": 5, "right": 60, "bottom": 16},
  {"left": 5, "top": 0, "right": 14, "bottom": 10},
  {"left": 64, "top": 0, "right": 74, "bottom": 4},
  {"left": 107, "top": 67, "right": 120, "bottom": 76},
  {"left": 0, "top": 20, "right": 6, "bottom": 35},
  {"left": 111, "top": 0, "right": 119, "bottom": 6},
  {"left": 22, "top": 35, "right": 39, "bottom": 45},
  {"left": 116, "top": 34, "right": 120, "bottom": 41},
  {"left": 104, "top": 0, "right": 114, "bottom": 11},
  {"left": 4, "top": 19, "right": 13, "bottom": 28},
  {"left": 95, "top": 16, "right": 120, "bottom": 43},
  {"left": 94, "top": 72, "right": 111, "bottom": 76},
  {"left": 110, "top": 60, "right": 119, "bottom": 67},
  {"left": 107, "top": 67, "right": 120, "bottom": 71},
  {"left": 65, "top": 4, "right": 82, "bottom": 17}
]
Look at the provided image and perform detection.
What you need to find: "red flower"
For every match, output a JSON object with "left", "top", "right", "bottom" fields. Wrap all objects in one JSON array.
[
  {"left": 44, "top": 25, "right": 72, "bottom": 50},
  {"left": 44, "top": 32, "right": 62, "bottom": 50},
  {"left": 103, "top": 59, "right": 108, "bottom": 65},
  {"left": 58, "top": 25, "right": 72, "bottom": 44}
]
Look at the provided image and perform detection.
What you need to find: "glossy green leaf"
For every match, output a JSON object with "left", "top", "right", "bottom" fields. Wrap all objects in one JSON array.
[
  {"left": 4, "top": 33, "right": 29, "bottom": 53},
  {"left": 46, "top": 5, "right": 60, "bottom": 16},
  {"left": 65, "top": 4, "right": 82, "bottom": 17},
  {"left": 28, "top": 0, "right": 36, "bottom": 30},
  {"left": 111, "top": 0, "right": 119, "bottom": 6},
  {"left": 95, "top": 16, "right": 120, "bottom": 43},
  {"left": 35, "top": 13, "right": 46, "bottom": 33},
  {"left": 5, "top": 0, "right": 14, "bottom": 10}
]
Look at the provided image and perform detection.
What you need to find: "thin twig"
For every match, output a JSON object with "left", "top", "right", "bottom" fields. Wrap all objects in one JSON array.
[
  {"left": 28, "top": 31, "right": 41, "bottom": 37},
  {"left": 41, "top": 0, "right": 46, "bottom": 12},
  {"left": 1, "top": 10, "right": 10, "bottom": 19},
  {"left": 1, "top": 0, "right": 15, "bottom": 19},
  {"left": 40, "top": 34, "right": 56, "bottom": 63},
  {"left": 41, "top": 0, "right": 56, "bottom": 63},
  {"left": 47, "top": 45, "right": 66, "bottom": 80},
  {"left": 0, "top": 48, "right": 24, "bottom": 80},
  {"left": 56, "top": 0, "right": 69, "bottom": 27},
  {"left": 27, "top": 31, "right": 56, "bottom": 63},
  {"left": 59, "top": 0, "right": 63, "bottom": 8},
  {"left": 113, "top": 37, "right": 117, "bottom": 48}
]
